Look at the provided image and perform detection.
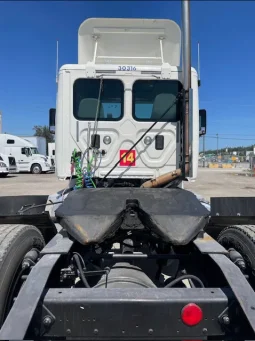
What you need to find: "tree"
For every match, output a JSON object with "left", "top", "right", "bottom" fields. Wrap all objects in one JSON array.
[
  {"left": 205, "top": 144, "right": 254, "bottom": 155},
  {"left": 33, "top": 125, "right": 54, "bottom": 154}
]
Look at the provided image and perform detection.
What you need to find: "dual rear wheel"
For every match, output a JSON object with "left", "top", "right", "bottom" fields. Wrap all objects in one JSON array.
[{"left": 218, "top": 225, "right": 255, "bottom": 288}]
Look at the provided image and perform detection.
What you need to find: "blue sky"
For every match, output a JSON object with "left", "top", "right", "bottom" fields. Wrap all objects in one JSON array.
[{"left": 1, "top": 1, "right": 255, "bottom": 151}]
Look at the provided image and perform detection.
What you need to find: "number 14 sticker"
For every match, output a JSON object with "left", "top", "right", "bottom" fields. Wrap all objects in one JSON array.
[{"left": 119, "top": 150, "right": 136, "bottom": 166}]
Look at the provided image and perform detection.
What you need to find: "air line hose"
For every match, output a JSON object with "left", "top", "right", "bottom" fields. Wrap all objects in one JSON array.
[
  {"left": 72, "top": 149, "right": 83, "bottom": 189},
  {"left": 84, "top": 153, "right": 96, "bottom": 188}
]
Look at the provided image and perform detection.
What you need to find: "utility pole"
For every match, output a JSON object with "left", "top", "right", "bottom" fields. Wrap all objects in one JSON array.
[
  {"left": 56, "top": 40, "right": 59, "bottom": 84},
  {"left": 216, "top": 133, "right": 219, "bottom": 158},
  {"left": 0, "top": 111, "right": 2, "bottom": 134},
  {"left": 197, "top": 41, "right": 201, "bottom": 87},
  {"left": 182, "top": 0, "right": 191, "bottom": 177},
  {"left": 203, "top": 135, "right": 205, "bottom": 167}
]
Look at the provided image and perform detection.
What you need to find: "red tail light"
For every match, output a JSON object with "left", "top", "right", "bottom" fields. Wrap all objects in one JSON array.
[{"left": 181, "top": 303, "right": 203, "bottom": 326}]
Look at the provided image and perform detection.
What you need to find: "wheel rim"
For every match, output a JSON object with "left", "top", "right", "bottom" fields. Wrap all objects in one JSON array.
[{"left": 33, "top": 166, "right": 40, "bottom": 174}]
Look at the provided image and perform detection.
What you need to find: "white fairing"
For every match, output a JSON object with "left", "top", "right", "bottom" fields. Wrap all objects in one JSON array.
[
  {"left": 78, "top": 18, "right": 181, "bottom": 66},
  {"left": 55, "top": 18, "right": 199, "bottom": 181}
]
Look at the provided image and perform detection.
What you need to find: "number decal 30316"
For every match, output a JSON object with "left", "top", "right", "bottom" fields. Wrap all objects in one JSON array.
[{"left": 118, "top": 66, "right": 136, "bottom": 71}]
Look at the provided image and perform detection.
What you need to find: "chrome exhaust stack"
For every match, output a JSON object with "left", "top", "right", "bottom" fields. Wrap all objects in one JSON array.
[{"left": 182, "top": 0, "right": 193, "bottom": 178}]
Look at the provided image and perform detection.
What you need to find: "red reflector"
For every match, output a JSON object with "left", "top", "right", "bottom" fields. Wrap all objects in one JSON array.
[{"left": 181, "top": 303, "right": 203, "bottom": 326}]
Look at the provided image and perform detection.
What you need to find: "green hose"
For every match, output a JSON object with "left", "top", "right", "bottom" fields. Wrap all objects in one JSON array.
[
  {"left": 72, "top": 149, "right": 83, "bottom": 189},
  {"left": 86, "top": 154, "right": 96, "bottom": 188}
]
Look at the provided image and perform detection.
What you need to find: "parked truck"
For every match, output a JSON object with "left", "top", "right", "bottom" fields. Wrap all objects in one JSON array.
[
  {"left": 23, "top": 136, "right": 55, "bottom": 168},
  {"left": 0, "top": 153, "right": 17, "bottom": 177},
  {"left": 0, "top": 133, "right": 54, "bottom": 174},
  {"left": 0, "top": 2, "right": 255, "bottom": 340}
]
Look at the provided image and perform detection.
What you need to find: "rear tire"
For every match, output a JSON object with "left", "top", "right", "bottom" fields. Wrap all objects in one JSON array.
[
  {"left": 0, "top": 174, "right": 8, "bottom": 178},
  {"left": 217, "top": 225, "right": 255, "bottom": 288},
  {"left": 31, "top": 163, "right": 42, "bottom": 174},
  {"left": 0, "top": 224, "right": 45, "bottom": 325}
]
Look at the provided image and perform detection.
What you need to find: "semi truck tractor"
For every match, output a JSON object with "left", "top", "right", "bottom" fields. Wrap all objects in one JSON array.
[
  {"left": 0, "top": 133, "right": 54, "bottom": 174},
  {"left": 0, "top": 2, "right": 255, "bottom": 340}
]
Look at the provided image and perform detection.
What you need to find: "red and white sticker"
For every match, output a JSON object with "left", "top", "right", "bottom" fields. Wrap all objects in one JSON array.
[{"left": 119, "top": 150, "right": 136, "bottom": 167}]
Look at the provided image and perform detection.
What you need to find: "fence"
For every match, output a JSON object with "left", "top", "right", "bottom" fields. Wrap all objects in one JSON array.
[{"left": 198, "top": 158, "right": 249, "bottom": 169}]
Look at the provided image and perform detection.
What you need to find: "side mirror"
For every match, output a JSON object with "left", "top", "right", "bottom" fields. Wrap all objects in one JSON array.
[
  {"left": 199, "top": 109, "right": 206, "bottom": 136},
  {"left": 49, "top": 108, "right": 56, "bottom": 134}
]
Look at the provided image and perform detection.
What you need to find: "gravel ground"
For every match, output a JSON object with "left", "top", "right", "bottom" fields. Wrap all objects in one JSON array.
[{"left": 0, "top": 168, "right": 255, "bottom": 201}]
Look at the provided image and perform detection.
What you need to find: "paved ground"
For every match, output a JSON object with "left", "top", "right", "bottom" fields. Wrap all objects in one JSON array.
[
  {"left": 0, "top": 173, "right": 64, "bottom": 196},
  {"left": 184, "top": 167, "right": 255, "bottom": 200},
  {"left": 0, "top": 168, "right": 255, "bottom": 201}
]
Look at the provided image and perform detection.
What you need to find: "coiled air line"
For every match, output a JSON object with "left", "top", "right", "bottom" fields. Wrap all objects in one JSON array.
[{"left": 72, "top": 149, "right": 83, "bottom": 189}]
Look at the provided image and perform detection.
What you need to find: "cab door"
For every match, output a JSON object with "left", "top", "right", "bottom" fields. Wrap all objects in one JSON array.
[{"left": 18, "top": 148, "right": 31, "bottom": 171}]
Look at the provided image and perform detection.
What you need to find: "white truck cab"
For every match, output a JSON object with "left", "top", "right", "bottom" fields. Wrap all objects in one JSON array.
[
  {"left": 0, "top": 153, "right": 9, "bottom": 177},
  {"left": 0, "top": 134, "right": 54, "bottom": 174},
  {"left": 50, "top": 18, "right": 206, "bottom": 184},
  {"left": 0, "top": 153, "right": 18, "bottom": 177}
]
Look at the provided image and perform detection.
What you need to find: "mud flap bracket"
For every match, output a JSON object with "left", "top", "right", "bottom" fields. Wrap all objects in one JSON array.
[
  {"left": 0, "top": 254, "right": 60, "bottom": 341},
  {"left": 210, "top": 253, "right": 255, "bottom": 334}
]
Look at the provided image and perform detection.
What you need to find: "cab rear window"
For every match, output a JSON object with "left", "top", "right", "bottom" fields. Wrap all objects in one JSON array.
[
  {"left": 132, "top": 80, "right": 182, "bottom": 122},
  {"left": 73, "top": 79, "right": 124, "bottom": 121}
]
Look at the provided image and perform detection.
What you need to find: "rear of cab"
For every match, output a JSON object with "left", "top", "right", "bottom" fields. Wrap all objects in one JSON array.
[{"left": 55, "top": 18, "right": 199, "bottom": 181}]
